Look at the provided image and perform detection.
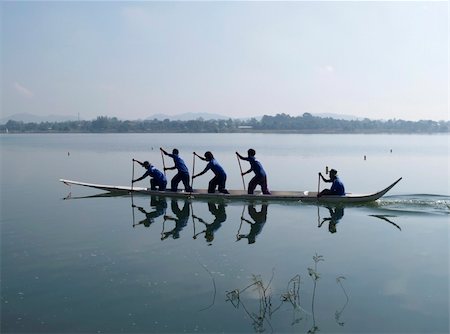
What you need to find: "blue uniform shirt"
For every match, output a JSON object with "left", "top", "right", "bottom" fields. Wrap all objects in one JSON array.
[
  {"left": 206, "top": 159, "right": 226, "bottom": 177},
  {"left": 168, "top": 154, "right": 189, "bottom": 174},
  {"left": 243, "top": 156, "right": 266, "bottom": 177},
  {"left": 144, "top": 166, "right": 166, "bottom": 183},
  {"left": 331, "top": 177, "right": 345, "bottom": 195}
]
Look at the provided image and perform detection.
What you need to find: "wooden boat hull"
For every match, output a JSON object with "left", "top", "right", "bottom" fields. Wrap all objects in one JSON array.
[{"left": 60, "top": 177, "right": 402, "bottom": 204}]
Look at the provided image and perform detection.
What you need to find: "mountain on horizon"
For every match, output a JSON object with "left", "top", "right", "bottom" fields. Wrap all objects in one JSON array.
[
  {"left": 145, "top": 112, "right": 231, "bottom": 121},
  {"left": 0, "top": 113, "right": 79, "bottom": 124}
]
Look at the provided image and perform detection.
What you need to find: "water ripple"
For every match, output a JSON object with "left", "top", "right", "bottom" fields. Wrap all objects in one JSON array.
[{"left": 374, "top": 194, "right": 450, "bottom": 215}]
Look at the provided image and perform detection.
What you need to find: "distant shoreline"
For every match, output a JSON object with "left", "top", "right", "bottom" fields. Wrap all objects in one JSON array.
[
  {"left": 1, "top": 130, "right": 449, "bottom": 135},
  {"left": 1, "top": 113, "right": 448, "bottom": 134}
]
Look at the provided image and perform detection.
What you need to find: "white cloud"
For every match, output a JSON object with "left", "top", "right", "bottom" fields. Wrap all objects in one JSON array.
[{"left": 13, "top": 82, "right": 34, "bottom": 98}]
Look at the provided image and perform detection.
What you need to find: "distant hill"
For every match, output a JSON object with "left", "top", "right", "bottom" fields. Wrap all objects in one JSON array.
[
  {"left": 0, "top": 113, "right": 79, "bottom": 124},
  {"left": 315, "top": 113, "right": 361, "bottom": 121}
]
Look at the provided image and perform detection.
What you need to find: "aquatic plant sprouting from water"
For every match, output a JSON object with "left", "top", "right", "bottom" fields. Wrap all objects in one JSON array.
[
  {"left": 308, "top": 253, "right": 324, "bottom": 281},
  {"left": 306, "top": 253, "right": 324, "bottom": 334},
  {"left": 226, "top": 254, "right": 349, "bottom": 333},
  {"left": 335, "top": 276, "right": 349, "bottom": 326},
  {"left": 225, "top": 271, "right": 276, "bottom": 333},
  {"left": 278, "top": 274, "right": 310, "bottom": 326}
]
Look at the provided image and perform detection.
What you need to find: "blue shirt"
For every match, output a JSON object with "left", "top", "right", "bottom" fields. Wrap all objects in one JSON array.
[
  {"left": 331, "top": 177, "right": 345, "bottom": 195},
  {"left": 144, "top": 166, "right": 166, "bottom": 183},
  {"left": 205, "top": 159, "right": 226, "bottom": 177},
  {"left": 243, "top": 156, "right": 266, "bottom": 177},
  {"left": 168, "top": 154, "right": 189, "bottom": 174}
]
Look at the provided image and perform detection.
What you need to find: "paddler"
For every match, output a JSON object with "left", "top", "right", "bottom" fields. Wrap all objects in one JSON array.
[
  {"left": 132, "top": 160, "right": 167, "bottom": 191},
  {"left": 160, "top": 148, "right": 193, "bottom": 192},
  {"left": 192, "top": 151, "right": 229, "bottom": 194},
  {"left": 236, "top": 149, "right": 271, "bottom": 195},
  {"left": 318, "top": 169, "right": 345, "bottom": 197}
]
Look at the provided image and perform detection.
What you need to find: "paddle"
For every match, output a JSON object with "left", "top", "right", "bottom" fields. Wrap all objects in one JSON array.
[
  {"left": 235, "top": 205, "right": 246, "bottom": 241},
  {"left": 190, "top": 202, "right": 197, "bottom": 238},
  {"left": 131, "top": 159, "right": 135, "bottom": 191},
  {"left": 317, "top": 166, "right": 328, "bottom": 196},
  {"left": 236, "top": 153, "right": 246, "bottom": 191},
  {"left": 160, "top": 148, "right": 167, "bottom": 176},
  {"left": 131, "top": 159, "right": 136, "bottom": 227},
  {"left": 317, "top": 173, "right": 321, "bottom": 196},
  {"left": 191, "top": 152, "right": 196, "bottom": 190}
]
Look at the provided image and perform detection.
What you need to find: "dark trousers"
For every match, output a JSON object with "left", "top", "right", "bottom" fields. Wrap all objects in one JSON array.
[
  {"left": 248, "top": 175, "right": 270, "bottom": 195},
  {"left": 171, "top": 172, "right": 192, "bottom": 192},
  {"left": 151, "top": 178, "right": 167, "bottom": 191},
  {"left": 208, "top": 175, "right": 227, "bottom": 193}
]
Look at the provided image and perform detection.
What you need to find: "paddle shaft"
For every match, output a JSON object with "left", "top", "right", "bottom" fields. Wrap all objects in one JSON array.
[
  {"left": 317, "top": 173, "right": 320, "bottom": 195},
  {"left": 131, "top": 159, "right": 136, "bottom": 226},
  {"left": 236, "top": 155, "right": 246, "bottom": 191},
  {"left": 131, "top": 159, "right": 135, "bottom": 191},
  {"left": 191, "top": 153, "right": 196, "bottom": 189},
  {"left": 160, "top": 150, "right": 167, "bottom": 176}
]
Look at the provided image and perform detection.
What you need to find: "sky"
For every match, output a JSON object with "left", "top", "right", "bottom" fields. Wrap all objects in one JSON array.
[{"left": 1, "top": 1, "right": 448, "bottom": 121}]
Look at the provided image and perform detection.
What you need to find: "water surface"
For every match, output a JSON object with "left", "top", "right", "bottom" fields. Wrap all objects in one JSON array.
[{"left": 1, "top": 133, "right": 449, "bottom": 333}]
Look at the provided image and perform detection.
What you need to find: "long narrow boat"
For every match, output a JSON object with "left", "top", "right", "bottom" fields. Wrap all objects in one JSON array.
[{"left": 59, "top": 177, "right": 402, "bottom": 204}]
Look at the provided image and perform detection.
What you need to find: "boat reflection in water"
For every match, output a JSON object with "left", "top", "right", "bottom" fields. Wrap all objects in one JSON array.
[
  {"left": 132, "top": 196, "right": 167, "bottom": 228},
  {"left": 192, "top": 202, "right": 227, "bottom": 244},
  {"left": 129, "top": 196, "right": 401, "bottom": 240},
  {"left": 317, "top": 206, "right": 401, "bottom": 233},
  {"left": 236, "top": 204, "right": 268, "bottom": 244}
]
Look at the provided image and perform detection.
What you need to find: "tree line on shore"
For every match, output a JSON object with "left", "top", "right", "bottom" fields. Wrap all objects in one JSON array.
[{"left": 1, "top": 113, "right": 448, "bottom": 133}]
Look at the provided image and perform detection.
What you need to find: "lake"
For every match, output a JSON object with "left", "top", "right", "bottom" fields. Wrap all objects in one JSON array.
[{"left": 1, "top": 133, "right": 449, "bottom": 333}]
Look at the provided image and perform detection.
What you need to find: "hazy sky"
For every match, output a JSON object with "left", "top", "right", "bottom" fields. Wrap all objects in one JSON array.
[{"left": 1, "top": 1, "right": 448, "bottom": 121}]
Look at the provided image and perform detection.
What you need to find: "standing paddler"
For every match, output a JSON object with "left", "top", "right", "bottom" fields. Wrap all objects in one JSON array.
[
  {"left": 160, "top": 148, "right": 193, "bottom": 192},
  {"left": 236, "top": 149, "right": 271, "bottom": 195},
  {"left": 192, "top": 151, "right": 229, "bottom": 194}
]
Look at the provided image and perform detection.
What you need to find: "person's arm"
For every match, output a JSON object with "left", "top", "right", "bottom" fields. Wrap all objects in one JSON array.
[
  {"left": 160, "top": 148, "right": 169, "bottom": 156},
  {"left": 319, "top": 173, "right": 331, "bottom": 183},
  {"left": 194, "top": 152, "right": 207, "bottom": 161},
  {"left": 133, "top": 159, "right": 145, "bottom": 167},
  {"left": 159, "top": 149, "right": 175, "bottom": 170},
  {"left": 133, "top": 171, "right": 149, "bottom": 183},
  {"left": 163, "top": 215, "right": 177, "bottom": 222},
  {"left": 241, "top": 217, "right": 254, "bottom": 225},
  {"left": 193, "top": 166, "right": 209, "bottom": 179},
  {"left": 242, "top": 168, "right": 252, "bottom": 176}
]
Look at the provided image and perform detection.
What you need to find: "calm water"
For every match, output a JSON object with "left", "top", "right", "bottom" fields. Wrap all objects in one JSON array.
[{"left": 1, "top": 133, "right": 449, "bottom": 333}]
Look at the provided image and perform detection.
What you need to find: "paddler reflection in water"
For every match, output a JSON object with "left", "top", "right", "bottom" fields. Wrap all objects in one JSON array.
[
  {"left": 193, "top": 202, "right": 227, "bottom": 244},
  {"left": 161, "top": 199, "right": 190, "bottom": 240},
  {"left": 319, "top": 206, "right": 344, "bottom": 233},
  {"left": 237, "top": 204, "right": 268, "bottom": 244},
  {"left": 132, "top": 160, "right": 167, "bottom": 191},
  {"left": 133, "top": 196, "right": 167, "bottom": 228},
  {"left": 318, "top": 169, "right": 345, "bottom": 197}
]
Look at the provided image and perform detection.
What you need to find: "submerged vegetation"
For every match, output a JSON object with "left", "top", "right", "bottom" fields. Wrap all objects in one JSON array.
[{"left": 2, "top": 113, "right": 449, "bottom": 133}]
